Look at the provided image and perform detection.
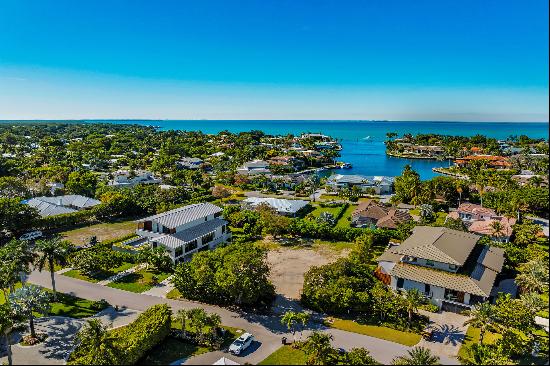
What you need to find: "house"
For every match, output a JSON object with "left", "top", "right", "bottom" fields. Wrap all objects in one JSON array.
[
  {"left": 454, "top": 155, "right": 512, "bottom": 169},
  {"left": 403, "top": 145, "right": 445, "bottom": 157},
  {"left": 351, "top": 200, "right": 412, "bottom": 229},
  {"left": 326, "top": 174, "right": 394, "bottom": 195},
  {"left": 511, "top": 172, "right": 548, "bottom": 187},
  {"left": 25, "top": 195, "right": 101, "bottom": 217},
  {"left": 237, "top": 160, "right": 271, "bottom": 175},
  {"left": 525, "top": 216, "right": 549, "bottom": 237},
  {"left": 451, "top": 202, "right": 496, "bottom": 222},
  {"left": 127, "top": 203, "right": 231, "bottom": 264},
  {"left": 177, "top": 157, "right": 204, "bottom": 170},
  {"left": 267, "top": 156, "right": 305, "bottom": 170},
  {"left": 376, "top": 226, "right": 505, "bottom": 312},
  {"left": 109, "top": 170, "right": 161, "bottom": 187},
  {"left": 468, "top": 216, "right": 516, "bottom": 243},
  {"left": 242, "top": 197, "right": 310, "bottom": 216}
]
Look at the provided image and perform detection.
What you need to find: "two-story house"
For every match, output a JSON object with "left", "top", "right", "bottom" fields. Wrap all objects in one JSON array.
[
  {"left": 376, "top": 226, "right": 505, "bottom": 312},
  {"left": 130, "top": 202, "right": 231, "bottom": 263},
  {"left": 236, "top": 160, "right": 271, "bottom": 175},
  {"left": 109, "top": 170, "right": 162, "bottom": 187}
]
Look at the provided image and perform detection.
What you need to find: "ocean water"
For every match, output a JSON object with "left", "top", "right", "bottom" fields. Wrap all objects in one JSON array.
[{"left": 3, "top": 120, "right": 549, "bottom": 179}]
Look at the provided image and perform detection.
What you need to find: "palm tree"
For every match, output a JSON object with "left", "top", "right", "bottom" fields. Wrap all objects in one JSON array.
[
  {"left": 489, "top": 221, "right": 504, "bottom": 241},
  {"left": 392, "top": 346, "right": 440, "bottom": 365},
  {"left": 516, "top": 259, "right": 549, "bottom": 294},
  {"left": 463, "top": 303, "right": 495, "bottom": 344},
  {"left": 520, "top": 292, "right": 545, "bottom": 315},
  {"left": 302, "top": 331, "right": 337, "bottom": 365},
  {"left": 9, "top": 285, "right": 50, "bottom": 339},
  {"left": 174, "top": 309, "right": 189, "bottom": 337},
  {"left": 296, "top": 311, "right": 310, "bottom": 341},
  {"left": 2, "top": 240, "right": 35, "bottom": 288},
  {"left": 35, "top": 236, "right": 72, "bottom": 301},
  {"left": 465, "top": 343, "right": 513, "bottom": 365},
  {"left": 281, "top": 311, "right": 299, "bottom": 343},
  {"left": 74, "top": 319, "right": 120, "bottom": 365},
  {"left": 404, "top": 289, "right": 423, "bottom": 326},
  {"left": 0, "top": 304, "right": 16, "bottom": 365}
]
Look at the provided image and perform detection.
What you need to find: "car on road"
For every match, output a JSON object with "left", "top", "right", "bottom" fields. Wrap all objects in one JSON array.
[
  {"left": 19, "top": 230, "right": 43, "bottom": 241},
  {"left": 229, "top": 333, "right": 254, "bottom": 355}
]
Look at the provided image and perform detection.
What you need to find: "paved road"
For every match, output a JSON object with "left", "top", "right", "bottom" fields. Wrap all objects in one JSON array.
[{"left": 27, "top": 270, "right": 458, "bottom": 365}]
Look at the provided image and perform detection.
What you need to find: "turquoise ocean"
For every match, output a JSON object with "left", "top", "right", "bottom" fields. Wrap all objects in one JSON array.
[{"left": 3, "top": 120, "right": 549, "bottom": 179}]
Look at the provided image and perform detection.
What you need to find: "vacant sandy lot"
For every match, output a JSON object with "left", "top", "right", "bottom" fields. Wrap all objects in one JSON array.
[
  {"left": 267, "top": 245, "right": 348, "bottom": 300},
  {"left": 60, "top": 220, "right": 136, "bottom": 246}
]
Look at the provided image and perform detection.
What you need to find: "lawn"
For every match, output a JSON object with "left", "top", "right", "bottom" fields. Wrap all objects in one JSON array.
[
  {"left": 107, "top": 269, "right": 171, "bottom": 293},
  {"left": 60, "top": 219, "right": 137, "bottom": 246},
  {"left": 309, "top": 205, "right": 345, "bottom": 218},
  {"left": 319, "top": 194, "right": 342, "bottom": 201},
  {"left": 63, "top": 262, "right": 135, "bottom": 283},
  {"left": 259, "top": 345, "right": 307, "bottom": 365},
  {"left": 409, "top": 209, "right": 447, "bottom": 225},
  {"left": 335, "top": 204, "right": 357, "bottom": 228},
  {"left": 326, "top": 318, "right": 421, "bottom": 346},
  {"left": 166, "top": 288, "right": 182, "bottom": 299},
  {"left": 311, "top": 239, "right": 355, "bottom": 253}
]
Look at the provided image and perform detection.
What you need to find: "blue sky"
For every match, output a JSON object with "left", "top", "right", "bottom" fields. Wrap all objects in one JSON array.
[{"left": 0, "top": 0, "right": 548, "bottom": 121}]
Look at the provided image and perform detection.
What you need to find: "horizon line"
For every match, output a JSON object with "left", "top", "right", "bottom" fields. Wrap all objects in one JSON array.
[{"left": 0, "top": 119, "right": 549, "bottom": 124}]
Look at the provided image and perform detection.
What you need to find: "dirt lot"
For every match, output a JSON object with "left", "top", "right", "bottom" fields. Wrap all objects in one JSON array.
[
  {"left": 60, "top": 220, "right": 136, "bottom": 246},
  {"left": 266, "top": 244, "right": 350, "bottom": 300}
]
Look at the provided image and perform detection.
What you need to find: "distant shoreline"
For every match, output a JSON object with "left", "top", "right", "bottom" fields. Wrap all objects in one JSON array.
[{"left": 0, "top": 119, "right": 549, "bottom": 124}]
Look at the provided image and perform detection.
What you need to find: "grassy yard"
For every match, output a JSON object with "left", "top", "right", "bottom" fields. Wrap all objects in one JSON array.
[
  {"left": 309, "top": 205, "right": 345, "bottom": 218},
  {"left": 335, "top": 204, "right": 357, "bottom": 228},
  {"left": 63, "top": 262, "right": 135, "bottom": 283},
  {"left": 409, "top": 209, "right": 447, "bottom": 225},
  {"left": 60, "top": 219, "right": 137, "bottom": 246},
  {"left": 107, "top": 269, "right": 171, "bottom": 293},
  {"left": 166, "top": 288, "right": 182, "bottom": 299},
  {"left": 311, "top": 239, "right": 355, "bottom": 253},
  {"left": 326, "top": 318, "right": 421, "bottom": 346},
  {"left": 259, "top": 345, "right": 307, "bottom": 365},
  {"left": 319, "top": 194, "right": 342, "bottom": 201}
]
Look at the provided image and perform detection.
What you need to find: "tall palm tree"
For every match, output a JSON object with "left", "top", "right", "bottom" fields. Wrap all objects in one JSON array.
[
  {"left": 463, "top": 302, "right": 495, "bottom": 344},
  {"left": 35, "top": 237, "right": 72, "bottom": 301},
  {"left": 74, "top": 319, "right": 120, "bottom": 365},
  {"left": 9, "top": 285, "right": 50, "bottom": 339},
  {"left": 174, "top": 309, "right": 189, "bottom": 337},
  {"left": 392, "top": 346, "right": 440, "bottom": 365},
  {"left": 404, "top": 289, "right": 423, "bottom": 326},
  {"left": 281, "top": 311, "right": 299, "bottom": 343},
  {"left": 296, "top": 312, "right": 310, "bottom": 341},
  {"left": 489, "top": 221, "right": 504, "bottom": 241},
  {"left": 302, "top": 331, "right": 337, "bottom": 366},
  {"left": 516, "top": 259, "right": 549, "bottom": 294}
]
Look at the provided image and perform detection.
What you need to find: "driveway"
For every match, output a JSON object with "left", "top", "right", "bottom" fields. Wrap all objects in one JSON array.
[
  {"left": 27, "top": 270, "right": 460, "bottom": 365},
  {"left": 416, "top": 310, "right": 468, "bottom": 363}
]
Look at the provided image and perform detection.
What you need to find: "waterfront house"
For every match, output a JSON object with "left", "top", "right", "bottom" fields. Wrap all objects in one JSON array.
[
  {"left": 25, "top": 195, "right": 101, "bottom": 217},
  {"left": 454, "top": 155, "right": 512, "bottom": 169},
  {"left": 452, "top": 202, "right": 497, "bottom": 222},
  {"left": 267, "top": 156, "right": 305, "bottom": 170},
  {"left": 242, "top": 197, "right": 310, "bottom": 216},
  {"left": 351, "top": 199, "right": 412, "bottom": 229},
  {"left": 177, "top": 157, "right": 204, "bottom": 170},
  {"left": 237, "top": 160, "right": 271, "bottom": 175},
  {"left": 467, "top": 216, "right": 516, "bottom": 243},
  {"left": 376, "top": 226, "right": 505, "bottom": 312},
  {"left": 326, "top": 174, "right": 394, "bottom": 195},
  {"left": 127, "top": 203, "right": 230, "bottom": 263},
  {"left": 109, "top": 170, "right": 161, "bottom": 187}
]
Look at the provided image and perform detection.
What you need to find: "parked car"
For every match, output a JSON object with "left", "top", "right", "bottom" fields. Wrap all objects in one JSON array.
[
  {"left": 229, "top": 333, "right": 254, "bottom": 355},
  {"left": 19, "top": 230, "right": 43, "bottom": 241}
]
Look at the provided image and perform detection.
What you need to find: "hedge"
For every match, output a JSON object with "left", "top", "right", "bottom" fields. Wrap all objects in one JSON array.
[
  {"left": 34, "top": 209, "right": 96, "bottom": 230},
  {"left": 68, "top": 304, "right": 172, "bottom": 365}
]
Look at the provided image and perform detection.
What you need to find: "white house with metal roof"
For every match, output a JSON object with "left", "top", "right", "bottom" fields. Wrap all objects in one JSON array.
[
  {"left": 376, "top": 226, "right": 505, "bottom": 312},
  {"left": 326, "top": 174, "right": 394, "bottom": 195},
  {"left": 131, "top": 202, "right": 231, "bottom": 263},
  {"left": 25, "top": 195, "right": 101, "bottom": 217},
  {"left": 242, "top": 197, "right": 310, "bottom": 217}
]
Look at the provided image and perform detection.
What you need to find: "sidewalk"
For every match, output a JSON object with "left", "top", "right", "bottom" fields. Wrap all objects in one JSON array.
[{"left": 141, "top": 275, "right": 174, "bottom": 297}]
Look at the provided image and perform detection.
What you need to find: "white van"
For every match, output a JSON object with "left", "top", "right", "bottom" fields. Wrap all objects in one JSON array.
[{"left": 19, "top": 231, "right": 43, "bottom": 241}]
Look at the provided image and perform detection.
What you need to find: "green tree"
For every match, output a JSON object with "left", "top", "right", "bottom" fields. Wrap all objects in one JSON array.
[
  {"left": 515, "top": 258, "right": 549, "bottom": 294},
  {"left": 0, "top": 198, "right": 38, "bottom": 239},
  {"left": 394, "top": 165, "right": 422, "bottom": 204},
  {"left": 281, "top": 311, "right": 300, "bottom": 343},
  {"left": 392, "top": 346, "right": 440, "bottom": 365},
  {"left": 463, "top": 303, "right": 496, "bottom": 344},
  {"left": 174, "top": 309, "right": 189, "bottom": 337},
  {"left": 73, "top": 319, "right": 120, "bottom": 365},
  {"left": 404, "top": 288, "right": 423, "bottom": 326},
  {"left": 343, "top": 347, "right": 377, "bottom": 365},
  {"left": 9, "top": 285, "right": 50, "bottom": 339},
  {"left": 0, "top": 303, "right": 16, "bottom": 365},
  {"left": 35, "top": 236, "right": 73, "bottom": 301},
  {"left": 464, "top": 343, "right": 514, "bottom": 365},
  {"left": 302, "top": 331, "right": 337, "bottom": 365},
  {"left": 137, "top": 246, "right": 173, "bottom": 272},
  {"left": 65, "top": 171, "right": 98, "bottom": 197}
]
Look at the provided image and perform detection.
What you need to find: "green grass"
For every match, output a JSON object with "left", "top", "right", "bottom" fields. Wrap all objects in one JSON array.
[
  {"left": 166, "top": 288, "right": 182, "bottom": 299},
  {"left": 61, "top": 219, "right": 137, "bottom": 246},
  {"left": 409, "top": 209, "right": 447, "bottom": 225},
  {"left": 107, "top": 269, "right": 171, "bottom": 293},
  {"left": 259, "top": 345, "right": 307, "bottom": 365},
  {"left": 327, "top": 318, "right": 421, "bottom": 346},
  {"left": 335, "top": 204, "right": 357, "bottom": 228},
  {"left": 457, "top": 326, "right": 502, "bottom": 362},
  {"left": 309, "top": 205, "right": 344, "bottom": 218},
  {"left": 138, "top": 337, "right": 209, "bottom": 365},
  {"left": 319, "top": 194, "right": 342, "bottom": 201},
  {"left": 311, "top": 239, "right": 355, "bottom": 253},
  {"left": 62, "top": 262, "right": 135, "bottom": 283}
]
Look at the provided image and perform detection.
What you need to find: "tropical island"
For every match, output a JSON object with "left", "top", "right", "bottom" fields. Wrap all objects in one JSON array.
[{"left": 0, "top": 122, "right": 548, "bottom": 365}]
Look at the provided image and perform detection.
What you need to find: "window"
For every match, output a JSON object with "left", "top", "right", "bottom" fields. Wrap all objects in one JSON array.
[
  {"left": 201, "top": 232, "right": 215, "bottom": 245},
  {"left": 175, "top": 246, "right": 183, "bottom": 258},
  {"left": 222, "top": 225, "right": 226, "bottom": 234},
  {"left": 426, "top": 260, "right": 434, "bottom": 267},
  {"left": 396, "top": 278, "right": 404, "bottom": 289},
  {"left": 185, "top": 240, "right": 198, "bottom": 253},
  {"left": 424, "top": 284, "right": 431, "bottom": 296},
  {"left": 449, "top": 264, "right": 457, "bottom": 270}
]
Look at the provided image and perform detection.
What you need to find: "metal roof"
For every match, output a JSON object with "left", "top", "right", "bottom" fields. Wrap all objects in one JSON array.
[
  {"left": 243, "top": 197, "right": 309, "bottom": 214},
  {"left": 26, "top": 198, "right": 78, "bottom": 217},
  {"left": 140, "top": 202, "right": 223, "bottom": 229},
  {"left": 393, "top": 226, "right": 480, "bottom": 265},
  {"left": 153, "top": 218, "right": 227, "bottom": 249},
  {"left": 34, "top": 195, "right": 101, "bottom": 209}
]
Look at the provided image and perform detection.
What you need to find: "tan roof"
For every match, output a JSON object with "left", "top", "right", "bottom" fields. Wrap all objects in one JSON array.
[
  {"left": 352, "top": 200, "right": 389, "bottom": 220},
  {"left": 477, "top": 245, "right": 505, "bottom": 272},
  {"left": 468, "top": 217, "right": 516, "bottom": 238},
  {"left": 393, "top": 226, "right": 480, "bottom": 265},
  {"left": 390, "top": 262, "right": 497, "bottom": 297}
]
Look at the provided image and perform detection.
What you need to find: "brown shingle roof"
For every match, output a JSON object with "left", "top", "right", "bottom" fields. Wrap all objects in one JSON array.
[
  {"left": 352, "top": 200, "right": 389, "bottom": 220},
  {"left": 376, "top": 209, "right": 413, "bottom": 229}
]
